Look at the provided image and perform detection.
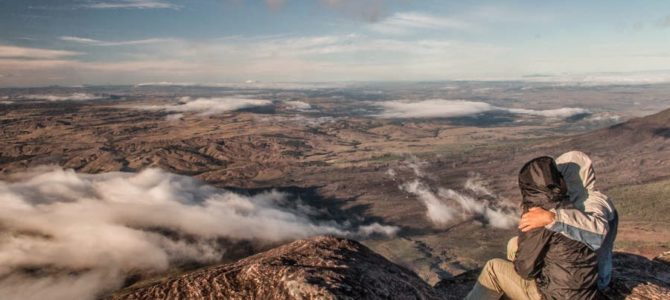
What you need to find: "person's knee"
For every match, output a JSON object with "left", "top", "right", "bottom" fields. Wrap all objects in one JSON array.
[
  {"left": 479, "top": 258, "right": 508, "bottom": 293},
  {"left": 484, "top": 258, "right": 507, "bottom": 275}
]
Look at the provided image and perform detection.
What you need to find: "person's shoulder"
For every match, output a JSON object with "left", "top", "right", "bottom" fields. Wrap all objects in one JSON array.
[
  {"left": 586, "top": 190, "right": 616, "bottom": 216},
  {"left": 589, "top": 190, "right": 613, "bottom": 205}
]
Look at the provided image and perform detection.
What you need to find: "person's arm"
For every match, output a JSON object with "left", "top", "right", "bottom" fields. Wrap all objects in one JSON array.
[
  {"left": 514, "top": 228, "right": 552, "bottom": 280},
  {"left": 547, "top": 192, "right": 614, "bottom": 250},
  {"left": 520, "top": 192, "right": 615, "bottom": 251}
]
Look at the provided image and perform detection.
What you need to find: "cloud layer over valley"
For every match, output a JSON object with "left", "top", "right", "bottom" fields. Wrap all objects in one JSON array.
[
  {"left": 0, "top": 167, "right": 397, "bottom": 300},
  {"left": 141, "top": 97, "right": 273, "bottom": 115},
  {"left": 374, "top": 99, "right": 590, "bottom": 119},
  {"left": 17, "top": 93, "right": 106, "bottom": 102}
]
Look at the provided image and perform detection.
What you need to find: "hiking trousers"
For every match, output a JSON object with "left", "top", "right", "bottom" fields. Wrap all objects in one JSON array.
[{"left": 464, "top": 237, "right": 542, "bottom": 300}]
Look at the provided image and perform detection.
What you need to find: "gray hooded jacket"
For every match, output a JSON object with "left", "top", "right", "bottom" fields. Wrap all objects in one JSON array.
[{"left": 549, "top": 151, "right": 618, "bottom": 290}]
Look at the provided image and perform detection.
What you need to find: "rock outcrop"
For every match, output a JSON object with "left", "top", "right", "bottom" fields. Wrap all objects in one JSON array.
[
  {"left": 109, "top": 236, "right": 670, "bottom": 300},
  {"left": 109, "top": 236, "right": 440, "bottom": 300},
  {"left": 603, "top": 252, "right": 670, "bottom": 299},
  {"left": 435, "top": 251, "right": 670, "bottom": 300}
]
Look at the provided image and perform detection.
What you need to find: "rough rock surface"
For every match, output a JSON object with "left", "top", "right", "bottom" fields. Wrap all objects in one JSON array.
[
  {"left": 434, "top": 252, "right": 670, "bottom": 300},
  {"left": 109, "top": 235, "right": 670, "bottom": 300},
  {"left": 603, "top": 252, "right": 670, "bottom": 300},
  {"left": 109, "top": 236, "right": 440, "bottom": 300}
]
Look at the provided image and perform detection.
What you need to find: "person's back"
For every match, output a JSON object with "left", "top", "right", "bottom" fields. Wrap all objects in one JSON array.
[
  {"left": 514, "top": 157, "right": 600, "bottom": 300},
  {"left": 553, "top": 151, "right": 618, "bottom": 290}
]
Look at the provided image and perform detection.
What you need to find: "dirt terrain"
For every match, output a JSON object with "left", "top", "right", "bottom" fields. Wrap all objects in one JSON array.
[{"left": 0, "top": 84, "right": 669, "bottom": 298}]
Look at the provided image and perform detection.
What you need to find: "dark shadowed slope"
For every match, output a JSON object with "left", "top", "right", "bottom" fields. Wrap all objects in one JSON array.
[{"left": 108, "top": 236, "right": 440, "bottom": 300}]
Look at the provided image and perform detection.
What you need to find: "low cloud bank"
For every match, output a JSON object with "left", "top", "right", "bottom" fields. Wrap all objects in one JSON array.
[
  {"left": 143, "top": 97, "right": 273, "bottom": 115},
  {"left": 374, "top": 99, "right": 590, "bottom": 119},
  {"left": 18, "top": 93, "right": 105, "bottom": 101},
  {"left": 284, "top": 100, "right": 312, "bottom": 111},
  {"left": 376, "top": 99, "right": 493, "bottom": 119},
  {"left": 0, "top": 167, "right": 397, "bottom": 300},
  {"left": 392, "top": 161, "right": 518, "bottom": 228},
  {"left": 506, "top": 107, "right": 589, "bottom": 118}
]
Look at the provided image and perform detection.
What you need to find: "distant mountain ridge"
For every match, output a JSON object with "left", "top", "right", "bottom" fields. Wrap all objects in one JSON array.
[
  {"left": 479, "top": 107, "right": 670, "bottom": 196},
  {"left": 556, "top": 107, "right": 670, "bottom": 187}
]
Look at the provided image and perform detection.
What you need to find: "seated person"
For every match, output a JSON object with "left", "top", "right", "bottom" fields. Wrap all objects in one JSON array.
[
  {"left": 465, "top": 156, "right": 600, "bottom": 300},
  {"left": 520, "top": 151, "right": 618, "bottom": 291}
]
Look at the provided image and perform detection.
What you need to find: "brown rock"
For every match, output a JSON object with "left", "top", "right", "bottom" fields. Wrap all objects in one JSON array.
[{"left": 109, "top": 236, "right": 440, "bottom": 300}]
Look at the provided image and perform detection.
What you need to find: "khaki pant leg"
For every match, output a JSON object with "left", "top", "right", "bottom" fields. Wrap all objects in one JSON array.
[
  {"left": 465, "top": 258, "right": 542, "bottom": 300},
  {"left": 507, "top": 236, "right": 518, "bottom": 261}
]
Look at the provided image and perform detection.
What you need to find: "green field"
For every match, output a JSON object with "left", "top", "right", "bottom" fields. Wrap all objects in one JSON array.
[
  {"left": 606, "top": 178, "right": 670, "bottom": 255},
  {"left": 607, "top": 178, "right": 670, "bottom": 222}
]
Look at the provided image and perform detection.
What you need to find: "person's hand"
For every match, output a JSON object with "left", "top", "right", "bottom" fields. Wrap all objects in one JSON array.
[{"left": 518, "top": 207, "right": 556, "bottom": 232}]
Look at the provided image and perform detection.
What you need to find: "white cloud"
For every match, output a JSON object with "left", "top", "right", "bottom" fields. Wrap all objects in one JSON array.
[
  {"left": 165, "top": 113, "right": 183, "bottom": 121},
  {"left": 373, "top": 99, "right": 590, "bottom": 119},
  {"left": 357, "top": 222, "right": 401, "bottom": 237},
  {"left": 398, "top": 161, "right": 518, "bottom": 228},
  {"left": 400, "top": 179, "right": 456, "bottom": 226},
  {"left": 584, "top": 112, "right": 621, "bottom": 124},
  {"left": 141, "top": 97, "right": 273, "bottom": 115},
  {"left": 84, "top": 0, "right": 179, "bottom": 9},
  {"left": 19, "top": 93, "right": 105, "bottom": 101},
  {"left": 18, "top": 33, "right": 670, "bottom": 86},
  {"left": 0, "top": 45, "right": 80, "bottom": 59},
  {"left": 0, "top": 36, "right": 509, "bottom": 86},
  {"left": 527, "top": 71, "right": 670, "bottom": 86},
  {"left": 0, "top": 167, "right": 397, "bottom": 300},
  {"left": 135, "top": 82, "right": 349, "bottom": 90},
  {"left": 506, "top": 107, "right": 590, "bottom": 118},
  {"left": 370, "top": 12, "right": 471, "bottom": 34},
  {"left": 60, "top": 36, "right": 172, "bottom": 47},
  {"left": 135, "top": 81, "right": 198, "bottom": 87},
  {"left": 375, "top": 99, "right": 493, "bottom": 118},
  {"left": 440, "top": 174, "right": 517, "bottom": 229},
  {"left": 283, "top": 101, "right": 312, "bottom": 111}
]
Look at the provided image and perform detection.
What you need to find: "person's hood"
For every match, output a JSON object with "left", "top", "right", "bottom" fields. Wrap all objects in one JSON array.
[
  {"left": 518, "top": 156, "right": 567, "bottom": 211},
  {"left": 556, "top": 151, "right": 596, "bottom": 203}
]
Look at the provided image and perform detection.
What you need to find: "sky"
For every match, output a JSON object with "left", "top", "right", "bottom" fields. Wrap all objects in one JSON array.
[{"left": 1, "top": 0, "right": 670, "bottom": 86}]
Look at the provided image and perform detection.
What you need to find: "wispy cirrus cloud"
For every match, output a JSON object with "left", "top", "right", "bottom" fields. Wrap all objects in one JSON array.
[
  {"left": 6, "top": 33, "right": 667, "bottom": 87},
  {"left": 370, "top": 12, "right": 471, "bottom": 34},
  {"left": 0, "top": 45, "right": 80, "bottom": 59},
  {"left": 60, "top": 36, "right": 172, "bottom": 46},
  {"left": 0, "top": 35, "right": 507, "bottom": 86},
  {"left": 84, "top": 0, "right": 179, "bottom": 9}
]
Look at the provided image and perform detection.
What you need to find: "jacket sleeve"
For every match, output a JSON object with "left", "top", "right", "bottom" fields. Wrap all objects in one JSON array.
[
  {"left": 546, "top": 191, "right": 615, "bottom": 250},
  {"left": 514, "top": 228, "right": 552, "bottom": 280}
]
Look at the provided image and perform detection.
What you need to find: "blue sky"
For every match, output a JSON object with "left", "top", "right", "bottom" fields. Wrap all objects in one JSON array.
[{"left": 1, "top": 0, "right": 670, "bottom": 86}]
